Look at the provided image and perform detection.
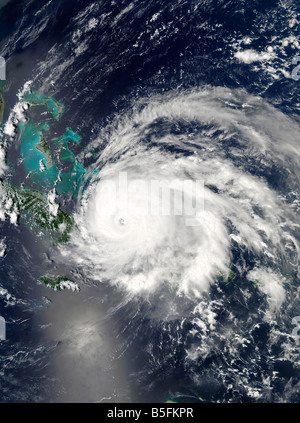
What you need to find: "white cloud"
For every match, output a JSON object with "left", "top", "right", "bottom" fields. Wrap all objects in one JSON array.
[
  {"left": 234, "top": 49, "right": 274, "bottom": 64},
  {"left": 59, "top": 87, "right": 300, "bottom": 303},
  {"left": 247, "top": 268, "right": 286, "bottom": 312}
]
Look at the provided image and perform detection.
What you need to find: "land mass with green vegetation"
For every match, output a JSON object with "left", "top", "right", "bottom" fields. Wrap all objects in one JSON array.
[{"left": 0, "top": 179, "right": 74, "bottom": 243}]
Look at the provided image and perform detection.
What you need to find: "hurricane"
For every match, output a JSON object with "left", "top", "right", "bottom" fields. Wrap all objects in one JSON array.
[
  {"left": 62, "top": 86, "right": 300, "bottom": 308},
  {"left": 1, "top": 0, "right": 300, "bottom": 404}
]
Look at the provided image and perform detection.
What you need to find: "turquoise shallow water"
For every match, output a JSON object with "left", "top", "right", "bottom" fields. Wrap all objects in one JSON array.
[{"left": 20, "top": 91, "right": 91, "bottom": 197}]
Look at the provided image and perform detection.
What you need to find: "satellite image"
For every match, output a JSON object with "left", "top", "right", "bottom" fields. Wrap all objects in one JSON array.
[{"left": 0, "top": 0, "right": 300, "bottom": 404}]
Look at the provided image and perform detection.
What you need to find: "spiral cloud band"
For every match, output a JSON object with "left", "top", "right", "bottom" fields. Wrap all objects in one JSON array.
[{"left": 60, "top": 87, "right": 300, "bottom": 308}]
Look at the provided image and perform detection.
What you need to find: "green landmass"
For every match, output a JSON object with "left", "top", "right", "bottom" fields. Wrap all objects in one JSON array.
[
  {"left": 0, "top": 179, "right": 74, "bottom": 243},
  {"left": 36, "top": 133, "right": 55, "bottom": 168},
  {"left": 38, "top": 274, "right": 79, "bottom": 291},
  {"left": 218, "top": 269, "right": 235, "bottom": 284}
]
